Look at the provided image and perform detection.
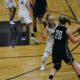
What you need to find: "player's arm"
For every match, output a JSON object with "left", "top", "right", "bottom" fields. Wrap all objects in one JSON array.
[
  {"left": 32, "top": 0, "right": 36, "bottom": 5},
  {"left": 25, "top": 0, "right": 31, "bottom": 12},
  {"left": 42, "top": 27, "right": 48, "bottom": 40},
  {"left": 71, "top": 27, "right": 80, "bottom": 34},
  {"left": 66, "top": 29, "right": 80, "bottom": 44}
]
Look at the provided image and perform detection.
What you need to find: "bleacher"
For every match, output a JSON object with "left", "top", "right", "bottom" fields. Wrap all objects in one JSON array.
[{"left": 0, "top": 21, "right": 30, "bottom": 46}]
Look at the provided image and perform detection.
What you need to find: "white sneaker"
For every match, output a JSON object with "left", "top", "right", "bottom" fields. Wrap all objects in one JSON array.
[
  {"left": 31, "top": 37, "right": 39, "bottom": 44},
  {"left": 40, "top": 64, "right": 46, "bottom": 71},
  {"left": 10, "top": 20, "right": 15, "bottom": 25}
]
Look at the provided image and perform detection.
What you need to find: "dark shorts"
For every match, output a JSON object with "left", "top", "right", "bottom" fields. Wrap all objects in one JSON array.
[{"left": 52, "top": 46, "right": 74, "bottom": 65}]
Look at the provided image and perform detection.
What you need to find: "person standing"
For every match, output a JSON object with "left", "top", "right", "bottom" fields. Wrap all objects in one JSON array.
[
  {"left": 32, "top": 0, "right": 47, "bottom": 32},
  {"left": 5, "top": 0, "right": 16, "bottom": 24},
  {"left": 48, "top": 15, "right": 80, "bottom": 80},
  {"left": 18, "top": 0, "right": 39, "bottom": 44},
  {"left": 40, "top": 15, "right": 58, "bottom": 70}
]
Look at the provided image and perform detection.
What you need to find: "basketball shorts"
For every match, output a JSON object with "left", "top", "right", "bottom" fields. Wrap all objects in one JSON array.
[
  {"left": 52, "top": 45, "right": 74, "bottom": 65},
  {"left": 19, "top": 11, "right": 32, "bottom": 24}
]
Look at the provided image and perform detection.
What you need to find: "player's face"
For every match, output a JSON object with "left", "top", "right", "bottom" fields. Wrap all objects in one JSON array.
[{"left": 49, "top": 19, "right": 55, "bottom": 26}]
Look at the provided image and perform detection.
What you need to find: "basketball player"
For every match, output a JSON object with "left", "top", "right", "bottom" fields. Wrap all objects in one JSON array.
[
  {"left": 48, "top": 16, "right": 80, "bottom": 80},
  {"left": 32, "top": 0, "right": 47, "bottom": 32},
  {"left": 18, "top": 0, "right": 39, "bottom": 43},
  {"left": 5, "top": 0, "right": 16, "bottom": 24},
  {"left": 40, "top": 15, "right": 58, "bottom": 70}
]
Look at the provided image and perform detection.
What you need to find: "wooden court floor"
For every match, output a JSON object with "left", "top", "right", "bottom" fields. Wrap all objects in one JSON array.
[{"left": 0, "top": 0, "right": 80, "bottom": 80}]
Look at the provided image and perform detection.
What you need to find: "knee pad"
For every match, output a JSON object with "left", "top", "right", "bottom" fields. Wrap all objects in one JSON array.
[{"left": 54, "top": 63, "right": 61, "bottom": 71}]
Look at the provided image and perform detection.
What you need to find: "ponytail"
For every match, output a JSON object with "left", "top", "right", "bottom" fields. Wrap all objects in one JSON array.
[
  {"left": 58, "top": 15, "right": 71, "bottom": 25},
  {"left": 66, "top": 17, "right": 71, "bottom": 25},
  {"left": 46, "top": 14, "right": 51, "bottom": 22}
]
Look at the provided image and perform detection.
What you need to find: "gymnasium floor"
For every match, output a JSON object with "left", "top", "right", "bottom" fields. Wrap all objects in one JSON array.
[{"left": 0, "top": 0, "right": 80, "bottom": 80}]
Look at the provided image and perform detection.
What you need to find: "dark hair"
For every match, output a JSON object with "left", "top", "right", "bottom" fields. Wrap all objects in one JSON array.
[
  {"left": 45, "top": 14, "right": 51, "bottom": 28},
  {"left": 58, "top": 15, "right": 71, "bottom": 25},
  {"left": 46, "top": 14, "right": 51, "bottom": 22}
]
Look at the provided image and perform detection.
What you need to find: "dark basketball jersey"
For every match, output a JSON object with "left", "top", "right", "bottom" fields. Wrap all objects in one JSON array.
[
  {"left": 53, "top": 26, "right": 68, "bottom": 49},
  {"left": 52, "top": 26, "right": 74, "bottom": 65}
]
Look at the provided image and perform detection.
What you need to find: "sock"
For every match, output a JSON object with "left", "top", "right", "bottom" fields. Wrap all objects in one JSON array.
[
  {"left": 33, "top": 25, "right": 37, "bottom": 32},
  {"left": 77, "top": 75, "right": 80, "bottom": 80},
  {"left": 48, "top": 75, "right": 53, "bottom": 80}
]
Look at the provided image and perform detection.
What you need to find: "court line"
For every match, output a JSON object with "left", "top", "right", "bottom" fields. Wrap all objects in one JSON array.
[
  {"left": 65, "top": 0, "right": 80, "bottom": 24},
  {"left": 71, "top": 43, "right": 80, "bottom": 52},
  {"left": 65, "top": 0, "right": 77, "bottom": 21},
  {"left": 18, "top": 71, "right": 75, "bottom": 76},
  {"left": 0, "top": 42, "right": 79, "bottom": 60},
  {"left": 5, "top": 62, "right": 51, "bottom": 80},
  {"left": 0, "top": 55, "right": 42, "bottom": 59},
  {"left": 4, "top": 1, "right": 80, "bottom": 79},
  {"left": 0, "top": 31, "right": 79, "bottom": 60},
  {"left": 0, "top": 52, "right": 80, "bottom": 60},
  {"left": 5, "top": 42, "right": 80, "bottom": 80},
  {"left": 48, "top": 10, "right": 75, "bottom": 20}
]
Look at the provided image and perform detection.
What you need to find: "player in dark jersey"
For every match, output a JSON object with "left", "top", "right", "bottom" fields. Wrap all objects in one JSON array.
[
  {"left": 32, "top": 0, "right": 47, "bottom": 32},
  {"left": 48, "top": 16, "right": 80, "bottom": 80}
]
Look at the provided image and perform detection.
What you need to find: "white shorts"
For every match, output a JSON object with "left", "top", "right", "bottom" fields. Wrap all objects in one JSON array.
[
  {"left": 45, "top": 41, "right": 54, "bottom": 53},
  {"left": 19, "top": 10, "right": 32, "bottom": 24},
  {"left": 5, "top": 0, "right": 16, "bottom": 8}
]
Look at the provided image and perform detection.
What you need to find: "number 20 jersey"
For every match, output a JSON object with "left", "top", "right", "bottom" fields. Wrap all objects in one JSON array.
[{"left": 53, "top": 26, "right": 68, "bottom": 48}]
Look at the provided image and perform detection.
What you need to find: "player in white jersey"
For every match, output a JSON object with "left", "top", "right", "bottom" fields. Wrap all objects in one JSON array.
[
  {"left": 19, "top": 0, "right": 32, "bottom": 25},
  {"left": 5, "top": 0, "right": 16, "bottom": 24},
  {"left": 18, "top": 0, "right": 39, "bottom": 43},
  {"left": 40, "top": 15, "right": 58, "bottom": 70}
]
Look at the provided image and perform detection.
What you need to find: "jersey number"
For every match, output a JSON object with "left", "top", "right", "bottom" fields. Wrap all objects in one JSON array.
[{"left": 55, "top": 30, "right": 63, "bottom": 40}]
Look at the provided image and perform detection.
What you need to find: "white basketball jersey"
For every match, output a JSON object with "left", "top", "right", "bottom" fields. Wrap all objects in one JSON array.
[
  {"left": 19, "top": 0, "right": 30, "bottom": 12},
  {"left": 46, "top": 24, "right": 57, "bottom": 42}
]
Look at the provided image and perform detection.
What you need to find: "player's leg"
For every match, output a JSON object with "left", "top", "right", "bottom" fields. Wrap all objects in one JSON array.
[
  {"left": 71, "top": 61, "right": 80, "bottom": 80},
  {"left": 32, "top": 8, "right": 38, "bottom": 32},
  {"left": 33, "top": 16, "right": 37, "bottom": 32},
  {"left": 40, "top": 51, "right": 50, "bottom": 70},
  {"left": 12, "top": 0, "right": 16, "bottom": 21},
  {"left": 48, "top": 62, "right": 61, "bottom": 80},
  {"left": 63, "top": 46, "right": 80, "bottom": 80},
  {"left": 8, "top": 7, "right": 14, "bottom": 24},
  {"left": 21, "top": 23, "right": 27, "bottom": 40},
  {"left": 30, "top": 18, "right": 39, "bottom": 44},
  {"left": 40, "top": 42, "right": 52, "bottom": 70},
  {"left": 8, "top": 1, "right": 16, "bottom": 25},
  {"left": 11, "top": 7, "right": 16, "bottom": 21},
  {"left": 24, "top": 16, "right": 39, "bottom": 44},
  {"left": 48, "top": 49, "right": 62, "bottom": 80}
]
